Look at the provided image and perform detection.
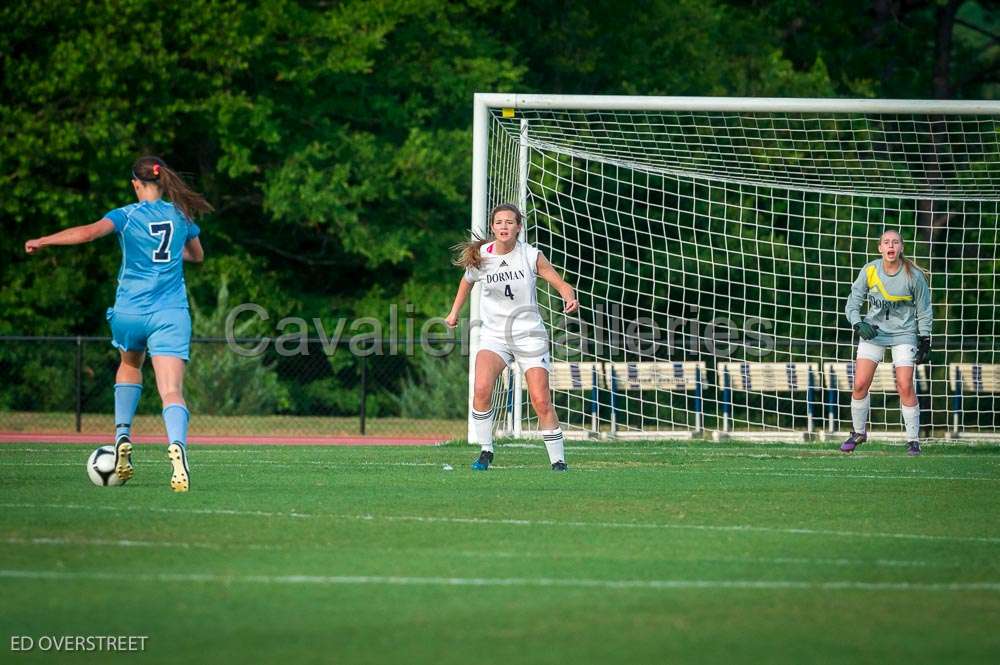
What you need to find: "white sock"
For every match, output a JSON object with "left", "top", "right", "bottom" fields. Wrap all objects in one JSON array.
[
  {"left": 472, "top": 408, "right": 494, "bottom": 452},
  {"left": 851, "top": 395, "right": 870, "bottom": 434},
  {"left": 901, "top": 403, "right": 920, "bottom": 441},
  {"left": 540, "top": 428, "right": 565, "bottom": 464}
]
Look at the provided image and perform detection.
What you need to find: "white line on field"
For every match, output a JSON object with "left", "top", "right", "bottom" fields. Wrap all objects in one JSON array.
[
  {"left": 507, "top": 444, "right": 1000, "bottom": 459},
  {"left": 13, "top": 461, "right": 442, "bottom": 468},
  {"left": 719, "top": 556, "right": 939, "bottom": 568},
  {"left": 624, "top": 467, "right": 1000, "bottom": 482},
  {"left": 15, "top": 460, "right": 999, "bottom": 481},
  {"left": 0, "top": 503, "right": 313, "bottom": 519},
  {"left": 0, "top": 536, "right": 283, "bottom": 551},
  {"left": 199, "top": 460, "right": 1000, "bottom": 481},
  {"left": 2, "top": 502, "right": 998, "bottom": 545},
  {"left": 0, "top": 537, "right": 952, "bottom": 569},
  {"left": 0, "top": 569, "right": 996, "bottom": 592},
  {"left": 355, "top": 514, "right": 1000, "bottom": 544},
  {"left": 6, "top": 446, "right": 997, "bottom": 464}
]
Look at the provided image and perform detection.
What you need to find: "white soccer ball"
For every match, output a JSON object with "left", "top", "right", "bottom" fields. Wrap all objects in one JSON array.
[{"left": 87, "top": 445, "right": 128, "bottom": 487}]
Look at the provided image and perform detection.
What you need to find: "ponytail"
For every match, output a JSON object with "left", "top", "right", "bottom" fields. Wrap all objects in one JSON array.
[
  {"left": 452, "top": 203, "right": 524, "bottom": 270},
  {"left": 900, "top": 254, "right": 928, "bottom": 280},
  {"left": 132, "top": 156, "right": 213, "bottom": 220},
  {"left": 451, "top": 236, "right": 491, "bottom": 270}
]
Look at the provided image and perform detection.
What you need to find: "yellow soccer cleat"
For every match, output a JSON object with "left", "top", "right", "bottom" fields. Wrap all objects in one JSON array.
[
  {"left": 167, "top": 442, "right": 190, "bottom": 492},
  {"left": 114, "top": 436, "right": 134, "bottom": 482}
]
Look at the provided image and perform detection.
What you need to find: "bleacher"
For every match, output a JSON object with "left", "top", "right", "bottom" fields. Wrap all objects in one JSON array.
[
  {"left": 715, "top": 362, "right": 820, "bottom": 439},
  {"left": 948, "top": 364, "right": 1000, "bottom": 437},
  {"left": 500, "top": 359, "right": 997, "bottom": 441}
]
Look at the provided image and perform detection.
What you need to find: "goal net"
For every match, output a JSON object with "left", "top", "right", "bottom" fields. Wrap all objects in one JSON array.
[{"left": 470, "top": 95, "right": 1000, "bottom": 442}]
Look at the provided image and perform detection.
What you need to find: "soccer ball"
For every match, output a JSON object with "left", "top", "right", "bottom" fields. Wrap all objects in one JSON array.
[{"left": 86, "top": 445, "right": 129, "bottom": 487}]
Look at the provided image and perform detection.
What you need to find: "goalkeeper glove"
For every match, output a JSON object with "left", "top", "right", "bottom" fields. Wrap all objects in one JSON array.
[
  {"left": 914, "top": 336, "right": 931, "bottom": 365},
  {"left": 854, "top": 321, "right": 879, "bottom": 341}
]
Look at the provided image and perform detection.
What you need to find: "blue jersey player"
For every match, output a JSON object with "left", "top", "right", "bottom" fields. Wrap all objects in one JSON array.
[{"left": 25, "top": 156, "right": 212, "bottom": 491}]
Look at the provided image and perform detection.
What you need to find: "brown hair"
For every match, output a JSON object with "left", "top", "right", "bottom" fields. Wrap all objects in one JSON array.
[
  {"left": 881, "top": 229, "right": 928, "bottom": 279},
  {"left": 132, "top": 156, "right": 213, "bottom": 220},
  {"left": 451, "top": 203, "right": 523, "bottom": 270}
]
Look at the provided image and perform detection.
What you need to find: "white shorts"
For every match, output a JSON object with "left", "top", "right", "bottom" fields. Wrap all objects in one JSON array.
[
  {"left": 856, "top": 340, "right": 916, "bottom": 367},
  {"left": 479, "top": 335, "right": 551, "bottom": 374}
]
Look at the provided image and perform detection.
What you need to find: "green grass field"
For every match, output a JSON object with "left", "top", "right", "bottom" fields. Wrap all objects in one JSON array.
[{"left": 2, "top": 440, "right": 999, "bottom": 664}]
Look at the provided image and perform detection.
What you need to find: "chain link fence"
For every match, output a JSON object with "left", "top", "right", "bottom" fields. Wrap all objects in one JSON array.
[
  {"left": 4, "top": 335, "right": 997, "bottom": 443},
  {"left": 0, "top": 336, "right": 468, "bottom": 441}
]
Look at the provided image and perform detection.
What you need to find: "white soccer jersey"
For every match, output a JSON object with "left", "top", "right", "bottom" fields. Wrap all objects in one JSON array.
[{"left": 464, "top": 241, "right": 547, "bottom": 342}]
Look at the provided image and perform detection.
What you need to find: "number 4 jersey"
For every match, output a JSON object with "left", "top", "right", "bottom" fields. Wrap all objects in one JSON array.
[
  {"left": 464, "top": 241, "right": 547, "bottom": 343},
  {"left": 105, "top": 200, "right": 200, "bottom": 314}
]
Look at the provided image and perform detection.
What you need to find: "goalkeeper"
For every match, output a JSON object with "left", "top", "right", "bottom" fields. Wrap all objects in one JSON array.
[{"left": 842, "top": 229, "right": 932, "bottom": 455}]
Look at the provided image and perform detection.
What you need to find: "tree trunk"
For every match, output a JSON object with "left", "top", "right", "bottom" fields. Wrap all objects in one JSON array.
[
  {"left": 932, "top": 0, "right": 963, "bottom": 99},
  {"left": 869, "top": 0, "right": 895, "bottom": 88},
  {"left": 919, "top": 0, "right": 965, "bottom": 249}
]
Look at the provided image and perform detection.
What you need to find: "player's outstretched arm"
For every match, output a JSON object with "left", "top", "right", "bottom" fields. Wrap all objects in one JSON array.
[
  {"left": 445, "top": 278, "right": 473, "bottom": 328},
  {"left": 24, "top": 219, "right": 115, "bottom": 253},
  {"left": 183, "top": 237, "right": 204, "bottom": 263},
  {"left": 536, "top": 253, "right": 579, "bottom": 314}
]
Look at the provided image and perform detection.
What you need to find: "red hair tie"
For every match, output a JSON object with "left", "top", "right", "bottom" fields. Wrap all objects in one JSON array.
[{"left": 152, "top": 164, "right": 160, "bottom": 177}]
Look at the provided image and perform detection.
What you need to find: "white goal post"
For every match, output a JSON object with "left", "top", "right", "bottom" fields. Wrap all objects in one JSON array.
[{"left": 468, "top": 94, "right": 1000, "bottom": 443}]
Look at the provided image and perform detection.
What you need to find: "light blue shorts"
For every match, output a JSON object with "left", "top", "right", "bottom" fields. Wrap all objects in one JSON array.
[{"left": 107, "top": 307, "right": 192, "bottom": 360}]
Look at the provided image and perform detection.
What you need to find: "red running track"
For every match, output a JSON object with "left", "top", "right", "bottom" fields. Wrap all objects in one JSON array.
[{"left": 0, "top": 432, "right": 445, "bottom": 446}]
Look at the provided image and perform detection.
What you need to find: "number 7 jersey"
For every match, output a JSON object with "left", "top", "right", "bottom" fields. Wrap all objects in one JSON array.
[
  {"left": 464, "top": 241, "right": 547, "bottom": 341},
  {"left": 104, "top": 200, "right": 200, "bottom": 315}
]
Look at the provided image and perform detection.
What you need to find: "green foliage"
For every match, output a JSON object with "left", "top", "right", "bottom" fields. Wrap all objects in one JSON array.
[
  {"left": 1, "top": 0, "right": 994, "bottom": 343},
  {"left": 392, "top": 350, "right": 469, "bottom": 420},
  {"left": 185, "top": 276, "right": 291, "bottom": 416}
]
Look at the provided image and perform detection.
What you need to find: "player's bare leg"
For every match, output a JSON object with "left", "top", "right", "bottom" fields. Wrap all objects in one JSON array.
[
  {"left": 842, "top": 359, "right": 877, "bottom": 453},
  {"left": 153, "top": 355, "right": 190, "bottom": 491},
  {"left": 471, "top": 350, "right": 507, "bottom": 470},
  {"left": 525, "top": 367, "right": 566, "bottom": 470},
  {"left": 895, "top": 364, "right": 921, "bottom": 455}
]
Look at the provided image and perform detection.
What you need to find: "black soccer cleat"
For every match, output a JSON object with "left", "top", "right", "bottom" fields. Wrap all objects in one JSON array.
[
  {"left": 471, "top": 450, "right": 494, "bottom": 471},
  {"left": 551, "top": 461, "right": 568, "bottom": 471},
  {"left": 906, "top": 440, "right": 922, "bottom": 456}
]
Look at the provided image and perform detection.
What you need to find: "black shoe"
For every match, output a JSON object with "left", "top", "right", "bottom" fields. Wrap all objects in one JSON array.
[
  {"left": 551, "top": 461, "right": 568, "bottom": 471},
  {"left": 906, "top": 440, "right": 921, "bottom": 456},
  {"left": 472, "top": 450, "right": 494, "bottom": 471}
]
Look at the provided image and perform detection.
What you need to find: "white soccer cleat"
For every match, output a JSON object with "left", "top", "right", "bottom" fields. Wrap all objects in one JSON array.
[
  {"left": 167, "top": 442, "right": 190, "bottom": 492},
  {"left": 114, "top": 436, "right": 134, "bottom": 482}
]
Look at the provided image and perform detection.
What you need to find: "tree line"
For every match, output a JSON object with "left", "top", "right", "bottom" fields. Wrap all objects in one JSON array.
[{"left": 2, "top": 0, "right": 996, "bottom": 338}]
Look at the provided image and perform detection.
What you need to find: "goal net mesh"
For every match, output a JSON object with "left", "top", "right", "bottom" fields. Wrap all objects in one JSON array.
[{"left": 482, "top": 106, "right": 1000, "bottom": 441}]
